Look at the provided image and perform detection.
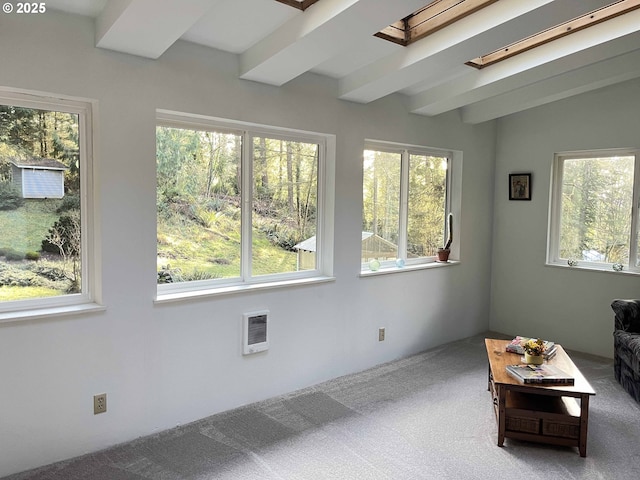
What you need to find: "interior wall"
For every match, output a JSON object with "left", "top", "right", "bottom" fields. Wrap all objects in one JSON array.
[
  {"left": 0, "top": 12, "right": 495, "bottom": 477},
  {"left": 490, "top": 77, "right": 640, "bottom": 359}
]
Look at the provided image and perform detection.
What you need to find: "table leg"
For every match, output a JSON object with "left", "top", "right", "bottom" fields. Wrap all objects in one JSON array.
[
  {"left": 579, "top": 394, "right": 590, "bottom": 457},
  {"left": 497, "top": 384, "right": 506, "bottom": 447},
  {"left": 487, "top": 364, "right": 491, "bottom": 391}
]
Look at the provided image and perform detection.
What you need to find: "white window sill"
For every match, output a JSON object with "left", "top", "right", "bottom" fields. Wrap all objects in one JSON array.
[
  {"left": 0, "top": 302, "right": 106, "bottom": 325},
  {"left": 546, "top": 262, "right": 640, "bottom": 276},
  {"left": 155, "top": 275, "right": 336, "bottom": 304},
  {"left": 359, "top": 260, "right": 459, "bottom": 278}
]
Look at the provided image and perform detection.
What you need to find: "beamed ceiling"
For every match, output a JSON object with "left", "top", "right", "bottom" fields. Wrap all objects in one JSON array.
[{"left": 45, "top": 0, "right": 640, "bottom": 124}]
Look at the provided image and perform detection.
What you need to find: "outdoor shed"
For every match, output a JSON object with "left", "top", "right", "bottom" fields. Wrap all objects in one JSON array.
[
  {"left": 294, "top": 232, "right": 398, "bottom": 270},
  {"left": 10, "top": 158, "right": 68, "bottom": 199},
  {"left": 360, "top": 232, "right": 399, "bottom": 262}
]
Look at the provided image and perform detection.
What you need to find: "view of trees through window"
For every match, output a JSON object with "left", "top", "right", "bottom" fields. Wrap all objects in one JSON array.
[
  {"left": 156, "top": 125, "right": 319, "bottom": 284},
  {"left": 407, "top": 153, "right": 447, "bottom": 257},
  {"left": 252, "top": 136, "right": 318, "bottom": 276},
  {"left": 157, "top": 126, "right": 243, "bottom": 282},
  {"left": 559, "top": 154, "right": 636, "bottom": 265},
  {"left": 362, "top": 150, "right": 400, "bottom": 261},
  {"left": 362, "top": 148, "right": 448, "bottom": 266},
  {"left": 0, "top": 103, "right": 82, "bottom": 303}
]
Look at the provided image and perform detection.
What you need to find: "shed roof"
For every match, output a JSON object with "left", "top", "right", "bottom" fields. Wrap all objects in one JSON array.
[
  {"left": 294, "top": 232, "right": 397, "bottom": 253},
  {"left": 293, "top": 235, "right": 317, "bottom": 253},
  {"left": 10, "top": 157, "right": 68, "bottom": 170}
]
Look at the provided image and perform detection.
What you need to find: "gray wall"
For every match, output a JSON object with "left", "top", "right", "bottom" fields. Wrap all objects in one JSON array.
[
  {"left": 0, "top": 11, "right": 495, "bottom": 477},
  {"left": 490, "top": 77, "right": 640, "bottom": 358}
]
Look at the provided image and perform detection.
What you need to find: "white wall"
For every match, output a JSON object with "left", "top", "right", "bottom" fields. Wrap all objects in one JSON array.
[
  {"left": 490, "top": 77, "right": 640, "bottom": 359},
  {"left": 0, "top": 12, "right": 495, "bottom": 477}
]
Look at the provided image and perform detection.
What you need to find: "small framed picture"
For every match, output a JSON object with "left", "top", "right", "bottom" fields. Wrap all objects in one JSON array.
[{"left": 509, "top": 173, "right": 531, "bottom": 201}]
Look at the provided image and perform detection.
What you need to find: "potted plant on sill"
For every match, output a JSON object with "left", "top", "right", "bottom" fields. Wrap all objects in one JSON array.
[{"left": 437, "top": 213, "right": 453, "bottom": 262}]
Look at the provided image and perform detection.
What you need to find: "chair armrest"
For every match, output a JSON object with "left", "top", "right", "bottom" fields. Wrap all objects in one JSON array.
[{"left": 612, "top": 299, "right": 640, "bottom": 333}]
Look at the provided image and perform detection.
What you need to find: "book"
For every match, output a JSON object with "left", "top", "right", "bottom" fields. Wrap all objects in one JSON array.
[
  {"left": 544, "top": 345, "right": 557, "bottom": 360},
  {"left": 506, "top": 336, "right": 555, "bottom": 357},
  {"left": 506, "top": 364, "right": 574, "bottom": 385}
]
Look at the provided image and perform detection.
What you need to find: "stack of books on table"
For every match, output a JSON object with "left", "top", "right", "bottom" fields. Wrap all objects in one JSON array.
[
  {"left": 506, "top": 336, "right": 557, "bottom": 359},
  {"left": 506, "top": 364, "right": 574, "bottom": 385}
]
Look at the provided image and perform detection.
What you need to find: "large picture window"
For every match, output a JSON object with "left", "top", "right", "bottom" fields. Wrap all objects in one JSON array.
[
  {"left": 0, "top": 90, "right": 95, "bottom": 318},
  {"left": 362, "top": 142, "right": 451, "bottom": 271},
  {"left": 548, "top": 149, "right": 640, "bottom": 272},
  {"left": 156, "top": 111, "right": 334, "bottom": 297}
]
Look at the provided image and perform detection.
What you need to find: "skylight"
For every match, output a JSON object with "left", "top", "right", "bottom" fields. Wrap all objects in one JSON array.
[
  {"left": 375, "top": 0, "right": 497, "bottom": 46},
  {"left": 467, "top": 0, "right": 640, "bottom": 69},
  {"left": 275, "top": 0, "right": 319, "bottom": 11}
]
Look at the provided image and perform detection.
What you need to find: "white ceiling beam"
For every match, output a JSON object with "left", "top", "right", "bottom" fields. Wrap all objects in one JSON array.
[
  {"left": 409, "top": 10, "right": 640, "bottom": 116},
  {"left": 460, "top": 48, "right": 640, "bottom": 124},
  {"left": 338, "top": 0, "right": 553, "bottom": 103},
  {"left": 181, "top": 0, "right": 298, "bottom": 54},
  {"left": 239, "top": 0, "right": 426, "bottom": 86},
  {"left": 338, "top": 0, "right": 612, "bottom": 104},
  {"left": 311, "top": 35, "right": 401, "bottom": 78},
  {"left": 96, "top": 0, "right": 217, "bottom": 59}
]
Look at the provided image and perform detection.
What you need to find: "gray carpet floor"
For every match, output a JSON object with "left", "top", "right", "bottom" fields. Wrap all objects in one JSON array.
[{"left": 4, "top": 332, "right": 640, "bottom": 480}]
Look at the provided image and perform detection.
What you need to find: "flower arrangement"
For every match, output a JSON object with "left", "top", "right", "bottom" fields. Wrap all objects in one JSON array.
[{"left": 522, "top": 338, "right": 546, "bottom": 356}]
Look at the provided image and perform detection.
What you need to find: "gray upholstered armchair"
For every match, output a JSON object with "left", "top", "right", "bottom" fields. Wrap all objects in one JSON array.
[{"left": 612, "top": 299, "right": 640, "bottom": 403}]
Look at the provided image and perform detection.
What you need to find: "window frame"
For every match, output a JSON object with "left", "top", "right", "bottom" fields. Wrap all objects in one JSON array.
[
  {"left": 547, "top": 148, "right": 640, "bottom": 273},
  {"left": 155, "top": 110, "right": 335, "bottom": 301},
  {"left": 0, "top": 88, "right": 100, "bottom": 322},
  {"left": 361, "top": 140, "right": 454, "bottom": 272}
]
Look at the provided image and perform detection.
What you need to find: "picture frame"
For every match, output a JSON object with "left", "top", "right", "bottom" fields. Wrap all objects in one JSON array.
[{"left": 509, "top": 173, "right": 531, "bottom": 201}]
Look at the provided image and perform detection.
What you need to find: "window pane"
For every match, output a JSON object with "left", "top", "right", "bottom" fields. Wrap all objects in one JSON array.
[
  {"left": 560, "top": 156, "right": 634, "bottom": 264},
  {"left": 252, "top": 137, "right": 318, "bottom": 275},
  {"left": 0, "top": 104, "right": 81, "bottom": 301},
  {"left": 407, "top": 154, "right": 447, "bottom": 258},
  {"left": 156, "top": 126, "right": 242, "bottom": 283},
  {"left": 361, "top": 150, "right": 400, "bottom": 263}
]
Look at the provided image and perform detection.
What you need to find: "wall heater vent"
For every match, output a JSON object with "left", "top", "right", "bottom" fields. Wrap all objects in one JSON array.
[{"left": 243, "top": 310, "right": 269, "bottom": 355}]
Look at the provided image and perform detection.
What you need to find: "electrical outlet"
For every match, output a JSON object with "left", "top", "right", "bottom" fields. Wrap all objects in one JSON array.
[
  {"left": 93, "top": 393, "right": 107, "bottom": 414},
  {"left": 378, "top": 328, "right": 385, "bottom": 342}
]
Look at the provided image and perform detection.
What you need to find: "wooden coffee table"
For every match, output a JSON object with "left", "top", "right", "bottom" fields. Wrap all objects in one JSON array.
[{"left": 485, "top": 338, "right": 596, "bottom": 457}]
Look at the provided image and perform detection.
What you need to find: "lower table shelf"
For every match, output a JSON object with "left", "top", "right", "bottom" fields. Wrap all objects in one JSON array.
[{"left": 504, "top": 390, "right": 581, "bottom": 439}]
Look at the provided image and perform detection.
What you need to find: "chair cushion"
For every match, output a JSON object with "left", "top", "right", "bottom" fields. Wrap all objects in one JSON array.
[{"left": 611, "top": 299, "right": 640, "bottom": 333}]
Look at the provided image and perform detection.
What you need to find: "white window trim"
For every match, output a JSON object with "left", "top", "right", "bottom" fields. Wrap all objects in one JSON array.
[
  {"left": 547, "top": 148, "right": 640, "bottom": 274},
  {"left": 155, "top": 110, "right": 335, "bottom": 301},
  {"left": 361, "top": 139, "right": 461, "bottom": 274},
  {"left": 0, "top": 87, "right": 102, "bottom": 322}
]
